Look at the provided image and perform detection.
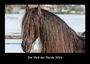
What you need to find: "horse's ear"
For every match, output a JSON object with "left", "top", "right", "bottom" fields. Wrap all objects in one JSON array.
[
  {"left": 38, "top": 5, "right": 42, "bottom": 17},
  {"left": 26, "top": 5, "right": 29, "bottom": 12}
]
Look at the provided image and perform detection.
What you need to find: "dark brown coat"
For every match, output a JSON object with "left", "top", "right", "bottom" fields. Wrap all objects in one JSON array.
[{"left": 21, "top": 7, "right": 85, "bottom": 53}]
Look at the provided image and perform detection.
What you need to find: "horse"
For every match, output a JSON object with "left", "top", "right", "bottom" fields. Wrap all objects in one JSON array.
[{"left": 21, "top": 5, "right": 85, "bottom": 53}]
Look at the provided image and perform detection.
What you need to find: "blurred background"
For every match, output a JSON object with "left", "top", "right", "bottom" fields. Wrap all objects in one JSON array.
[
  {"left": 5, "top": 5, "right": 85, "bottom": 14},
  {"left": 5, "top": 5, "right": 85, "bottom": 53}
]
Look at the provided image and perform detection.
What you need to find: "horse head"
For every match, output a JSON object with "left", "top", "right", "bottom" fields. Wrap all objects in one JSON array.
[{"left": 21, "top": 5, "right": 41, "bottom": 53}]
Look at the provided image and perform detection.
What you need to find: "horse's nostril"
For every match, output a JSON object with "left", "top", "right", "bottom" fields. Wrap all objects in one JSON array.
[{"left": 21, "top": 41, "right": 27, "bottom": 52}]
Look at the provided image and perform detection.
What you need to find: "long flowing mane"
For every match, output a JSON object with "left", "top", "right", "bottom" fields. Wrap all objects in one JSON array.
[{"left": 21, "top": 6, "right": 85, "bottom": 53}]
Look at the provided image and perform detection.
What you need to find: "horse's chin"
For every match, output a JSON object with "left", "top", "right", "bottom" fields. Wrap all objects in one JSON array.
[
  {"left": 21, "top": 42, "right": 32, "bottom": 53},
  {"left": 25, "top": 50, "right": 31, "bottom": 53},
  {"left": 23, "top": 46, "right": 32, "bottom": 53},
  {"left": 25, "top": 45, "right": 33, "bottom": 53}
]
